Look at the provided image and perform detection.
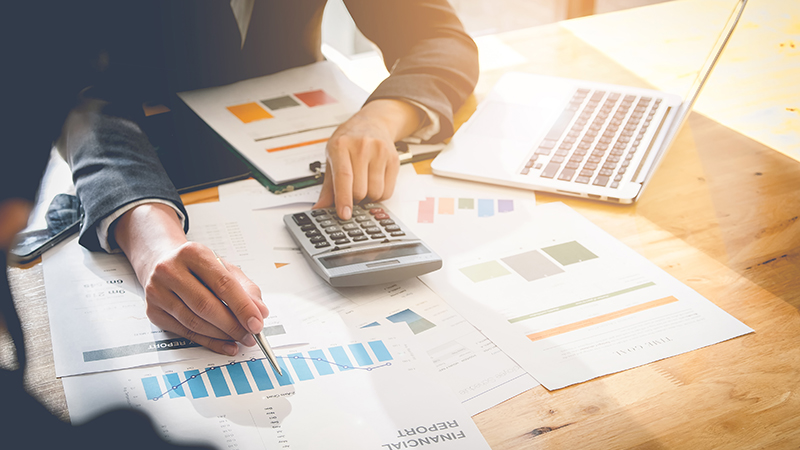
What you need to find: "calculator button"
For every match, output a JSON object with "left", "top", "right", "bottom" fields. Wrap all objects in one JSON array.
[
  {"left": 390, "top": 231, "right": 406, "bottom": 237},
  {"left": 384, "top": 224, "right": 401, "bottom": 232},
  {"left": 330, "top": 231, "right": 346, "bottom": 240},
  {"left": 371, "top": 233, "right": 386, "bottom": 239},
  {"left": 374, "top": 212, "right": 389, "bottom": 220},
  {"left": 365, "top": 227, "right": 382, "bottom": 234},
  {"left": 352, "top": 235, "right": 369, "bottom": 242},
  {"left": 362, "top": 203, "right": 380, "bottom": 209},
  {"left": 338, "top": 219, "right": 355, "bottom": 225},
  {"left": 300, "top": 224, "right": 316, "bottom": 232},
  {"left": 324, "top": 226, "right": 339, "bottom": 234},
  {"left": 354, "top": 215, "right": 370, "bottom": 222},
  {"left": 315, "top": 215, "right": 331, "bottom": 222},
  {"left": 305, "top": 229, "right": 321, "bottom": 238},
  {"left": 310, "top": 236, "right": 327, "bottom": 244},
  {"left": 319, "top": 219, "right": 336, "bottom": 227},
  {"left": 360, "top": 221, "right": 376, "bottom": 228},
  {"left": 292, "top": 213, "right": 312, "bottom": 226},
  {"left": 369, "top": 208, "right": 384, "bottom": 215},
  {"left": 348, "top": 229, "right": 364, "bottom": 237},
  {"left": 333, "top": 238, "right": 350, "bottom": 245},
  {"left": 342, "top": 223, "right": 359, "bottom": 231},
  {"left": 310, "top": 210, "right": 327, "bottom": 217},
  {"left": 314, "top": 241, "right": 331, "bottom": 248},
  {"left": 379, "top": 219, "right": 395, "bottom": 226}
]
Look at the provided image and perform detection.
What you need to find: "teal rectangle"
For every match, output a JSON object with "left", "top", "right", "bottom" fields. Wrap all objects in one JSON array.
[
  {"left": 368, "top": 341, "right": 393, "bottom": 362},
  {"left": 183, "top": 370, "right": 209, "bottom": 398},
  {"left": 206, "top": 367, "right": 231, "bottom": 397},
  {"left": 246, "top": 360, "right": 274, "bottom": 391},
  {"left": 226, "top": 363, "right": 253, "bottom": 395},
  {"left": 288, "top": 353, "right": 315, "bottom": 381},
  {"left": 348, "top": 343, "right": 373, "bottom": 366},
  {"left": 329, "top": 346, "right": 354, "bottom": 371},
  {"left": 162, "top": 373, "right": 185, "bottom": 398},
  {"left": 309, "top": 350, "right": 335, "bottom": 375},
  {"left": 141, "top": 376, "right": 161, "bottom": 401}
]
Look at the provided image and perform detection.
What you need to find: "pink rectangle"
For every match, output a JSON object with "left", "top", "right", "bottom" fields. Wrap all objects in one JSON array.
[
  {"left": 438, "top": 198, "right": 455, "bottom": 215},
  {"left": 418, "top": 197, "right": 435, "bottom": 223}
]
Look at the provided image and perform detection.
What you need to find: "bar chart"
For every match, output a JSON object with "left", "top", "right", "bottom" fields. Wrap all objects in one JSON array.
[
  {"left": 141, "top": 340, "right": 394, "bottom": 401},
  {"left": 459, "top": 241, "right": 598, "bottom": 283}
]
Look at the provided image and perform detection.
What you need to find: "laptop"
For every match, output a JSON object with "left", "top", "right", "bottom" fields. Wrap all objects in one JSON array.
[{"left": 432, "top": 0, "right": 748, "bottom": 204}]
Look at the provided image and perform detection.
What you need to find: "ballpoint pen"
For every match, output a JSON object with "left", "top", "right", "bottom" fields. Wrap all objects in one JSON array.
[{"left": 213, "top": 253, "right": 282, "bottom": 376}]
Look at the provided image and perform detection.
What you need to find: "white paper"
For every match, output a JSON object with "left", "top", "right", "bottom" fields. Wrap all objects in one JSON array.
[
  {"left": 412, "top": 202, "right": 754, "bottom": 390},
  {"left": 178, "top": 61, "right": 368, "bottom": 184},
  {"left": 63, "top": 326, "right": 492, "bottom": 450},
  {"left": 42, "top": 201, "right": 304, "bottom": 377}
]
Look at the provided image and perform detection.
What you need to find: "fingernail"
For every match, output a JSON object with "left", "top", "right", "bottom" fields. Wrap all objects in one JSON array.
[
  {"left": 342, "top": 206, "right": 352, "bottom": 220},
  {"left": 223, "top": 343, "right": 238, "bottom": 356},
  {"left": 242, "top": 334, "right": 257, "bottom": 347},
  {"left": 247, "top": 317, "right": 263, "bottom": 334}
]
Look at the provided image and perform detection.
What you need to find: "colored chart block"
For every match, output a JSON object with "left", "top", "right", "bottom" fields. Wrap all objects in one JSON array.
[
  {"left": 329, "top": 346, "right": 354, "bottom": 371},
  {"left": 226, "top": 102, "right": 273, "bottom": 123},
  {"left": 141, "top": 376, "right": 162, "bottom": 401},
  {"left": 478, "top": 199, "right": 495, "bottom": 217},
  {"left": 263, "top": 325, "right": 286, "bottom": 336},
  {"left": 418, "top": 197, "right": 435, "bottom": 223},
  {"left": 460, "top": 260, "right": 511, "bottom": 283},
  {"left": 309, "top": 350, "right": 335, "bottom": 376},
  {"left": 438, "top": 198, "right": 455, "bottom": 215},
  {"left": 294, "top": 89, "right": 338, "bottom": 107},
  {"left": 502, "top": 250, "right": 564, "bottom": 281},
  {"left": 273, "top": 358, "right": 294, "bottom": 386},
  {"left": 261, "top": 95, "right": 299, "bottom": 111},
  {"left": 498, "top": 199, "right": 514, "bottom": 213},
  {"left": 386, "top": 309, "right": 436, "bottom": 335},
  {"left": 162, "top": 373, "right": 185, "bottom": 398},
  {"left": 246, "top": 360, "right": 275, "bottom": 391},
  {"left": 459, "top": 198, "right": 475, "bottom": 209},
  {"left": 288, "top": 354, "right": 315, "bottom": 381},
  {"left": 368, "top": 341, "right": 393, "bottom": 362},
  {"left": 542, "top": 241, "right": 599, "bottom": 266},
  {"left": 361, "top": 321, "right": 380, "bottom": 328},
  {"left": 348, "top": 343, "right": 374, "bottom": 366},
  {"left": 206, "top": 367, "right": 231, "bottom": 397},
  {"left": 184, "top": 370, "right": 209, "bottom": 398},
  {"left": 226, "top": 363, "right": 253, "bottom": 395}
]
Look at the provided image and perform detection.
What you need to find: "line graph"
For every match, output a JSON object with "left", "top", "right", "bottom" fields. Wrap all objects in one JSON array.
[{"left": 143, "top": 340, "right": 394, "bottom": 401}]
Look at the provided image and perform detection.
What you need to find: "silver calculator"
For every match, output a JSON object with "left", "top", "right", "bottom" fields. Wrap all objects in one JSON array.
[{"left": 283, "top": 202, "right": 442, "bottom": 287}]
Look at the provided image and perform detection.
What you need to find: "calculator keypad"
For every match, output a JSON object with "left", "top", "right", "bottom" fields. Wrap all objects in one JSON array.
[{"left": 290, "top": 203, "right": 409, "bottom": 250}]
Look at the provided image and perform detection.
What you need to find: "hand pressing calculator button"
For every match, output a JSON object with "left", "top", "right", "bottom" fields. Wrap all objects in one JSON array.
[{"left": 284, "top": 202, "right": 442, "bottom": 287}]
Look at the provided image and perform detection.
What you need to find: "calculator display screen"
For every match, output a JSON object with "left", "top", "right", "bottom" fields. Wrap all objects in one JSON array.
[{"left": 319, "top": 244, "right": 430, "bottom": 269}]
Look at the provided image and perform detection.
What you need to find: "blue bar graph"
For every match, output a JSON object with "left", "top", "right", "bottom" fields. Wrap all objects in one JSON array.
[
  {"left": 226, "top": 363, "right": 253, "bottom": 395},
  {"left": 329, "top": 346, "right": 354, "bottom": 371},
  {"left": 309, "top": 350, "right": 335, "bottom": 376},
  {"left": 368, "top": 341, "right": 393, "bottom": 362},
  {"left": 273, "top": 358, "right": 294, "bottom": 386},
  {"left": 142, "top": 376, "right": 162, "bottom": 401},
  {"left": 348, "top": 343, "right": 373, "bottom": 366},
  {"left": 288, "top": 354, "right": 315, "bottom": 381},
  {"left": 247, "top": 360, "right": 274, "bottom": 391},
  {"left": 162, "top": 373, "right": 186, "bottom": 398},
  {"left": 183, "top": 370, "right": 209, "bottom": 398},
  {"left": 478, "top": 199, "right": 494, "bottom": 217},
  {"left": 206, "top": 367, "right": 231, "bottom": 397}
]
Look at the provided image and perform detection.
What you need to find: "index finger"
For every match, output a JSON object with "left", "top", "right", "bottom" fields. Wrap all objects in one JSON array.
[
  {"left": 328, "top": 145, "right": 355, "bottom": 220},
  {"left": 189, "top": 250, "right": 265, "bottom": 335}
]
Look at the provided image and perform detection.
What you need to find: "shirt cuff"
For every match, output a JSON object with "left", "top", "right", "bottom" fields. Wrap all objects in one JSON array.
[
  {"left": 402, "top": 99, "right": 441, "bottom": 144},
  {"left": 96, "top": 199, "right": 186, "bottom": 253}
]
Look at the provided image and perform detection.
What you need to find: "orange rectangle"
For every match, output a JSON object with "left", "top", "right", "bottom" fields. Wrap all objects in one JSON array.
[
  {"left": 438, "top": 198, "right": 455, "bottom": 215},
  {"left": 227, "top": 102, "right": 273, "bottom": 123},
  {"left": 526, "top": 296, "right": 679, "bottom": 342},
  {"left": 266, "top": 138, "right": 329, "bottom": 153}
]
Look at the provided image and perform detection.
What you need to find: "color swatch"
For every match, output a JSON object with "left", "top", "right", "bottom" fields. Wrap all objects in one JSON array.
[
  {"left": 227, "top": 102, "right": 274, "bottom": 123},
  {"left": 542, "top": 241, "right": 598, "bottom": 266},
  {"left": 417, "top": 197, "right": 514, "bottom": 223},
  {"left": 261, "top": 95, "right": 299, "bottom": 111},
  {"left": 295, "top": 89, "right": 338, "bottom": 107},
  {"left": 460, "top": 241, "right": 596, "bottom": 284}
]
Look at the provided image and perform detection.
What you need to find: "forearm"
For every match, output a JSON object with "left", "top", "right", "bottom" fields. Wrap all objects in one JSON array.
[
  {"left": 113, "top": 203, "right": 187, "bottom": 282},
  {"left": 357, "top": 99, "right": 424, "bottom": 142}
]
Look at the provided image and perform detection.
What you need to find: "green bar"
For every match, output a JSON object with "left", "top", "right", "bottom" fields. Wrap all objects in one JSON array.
[
  {"left": 508, "top": 282, "right": 656, "bottom": 324},
  {"left": 458, "top": 198, "right": 475, "bottom": 210},
  {"left": 459, "top": 260, "right": 511, "bottom": 283}
]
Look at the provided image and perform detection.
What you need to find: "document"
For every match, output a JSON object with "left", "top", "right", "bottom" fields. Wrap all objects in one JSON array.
[
  {"left": 408, "top": 202, "right": 753, "bottom": 390},
  {"left": 178, "top": 61, "right": 368, "bottom": 184},
  {"left": 42, "top": 200, "right": 302, "bottom": 377},
  {"left": 62, "top": 325, "right": 492, "bottom": 450}
]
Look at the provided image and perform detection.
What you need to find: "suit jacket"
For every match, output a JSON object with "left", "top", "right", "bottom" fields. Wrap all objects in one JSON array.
[{"left": 36, "top": 0, "right": 480, "bottom": 251}]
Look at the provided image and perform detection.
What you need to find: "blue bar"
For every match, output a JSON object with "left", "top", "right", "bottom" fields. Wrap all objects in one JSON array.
[
  {"left": 329, "top": 346, "right": 354, "bottom": 371},
  {"left": 141, "top": 376, "right": 162, "bottom": 401},
  {"left": 273, "top": 358, "right": 294, "bottom": 386},
  {"left": 348, "top": 343, "right": 373, "bottom": 366},
  {"left": 478, "top": 199, "right": 494, "bottom": 217},
  {"left": 206, "top": 366, "right": 231, "bottom": 397},
  {"left": 288, "top": 354, "right": 315, "bottom": 381},
  {"left": 162, "top": 373, "right": 186, "bottom": 398},
  {"left": 247, "top": 360, "right": 274, "bottom": 391},
  {"left": 226, "top": 363, "right": 253, "bottom": 395},
  {"left": 183, "top": 370, "right": 209, "bottom": 398},
  {"left": 309, "top": 350, "right": 335, "bottom": 376},
  {"left": 360, "top": 321, "right": 380, "bottom": 328},
  {"left": 368, "top": 341, "right": 393, "bottom": 362}
]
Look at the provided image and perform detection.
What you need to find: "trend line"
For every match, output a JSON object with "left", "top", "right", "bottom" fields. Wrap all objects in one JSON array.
[{"left": 150, "top": 354, "right": 391, "bottom": 401}]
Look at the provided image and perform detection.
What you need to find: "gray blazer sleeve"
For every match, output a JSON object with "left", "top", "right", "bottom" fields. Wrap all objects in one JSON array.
[{"left": 345, "top": 0, "right": 480, "bottom": 143}]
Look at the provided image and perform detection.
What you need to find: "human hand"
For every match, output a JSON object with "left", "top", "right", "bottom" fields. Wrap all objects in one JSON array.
[
  {"left": 314, "top": 99, "right": 422, "bottom": 219},
  {"left": 114, "top": 203, "right": 268, "bottom": 356}
]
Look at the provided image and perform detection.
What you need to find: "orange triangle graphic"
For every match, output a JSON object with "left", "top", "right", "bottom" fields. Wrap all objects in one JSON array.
[{"left": 275, "top": 263, "right": 290, "bottom": 268}]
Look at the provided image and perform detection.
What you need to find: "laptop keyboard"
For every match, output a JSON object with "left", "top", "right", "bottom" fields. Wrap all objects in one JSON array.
[{"left": 521, "top": 89, "right": 662, "bottom": 189}]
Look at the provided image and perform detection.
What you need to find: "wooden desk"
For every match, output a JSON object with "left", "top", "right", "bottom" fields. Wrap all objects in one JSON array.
[{"left": 4, "top": 0, "right": 800, "bottom": 448}]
